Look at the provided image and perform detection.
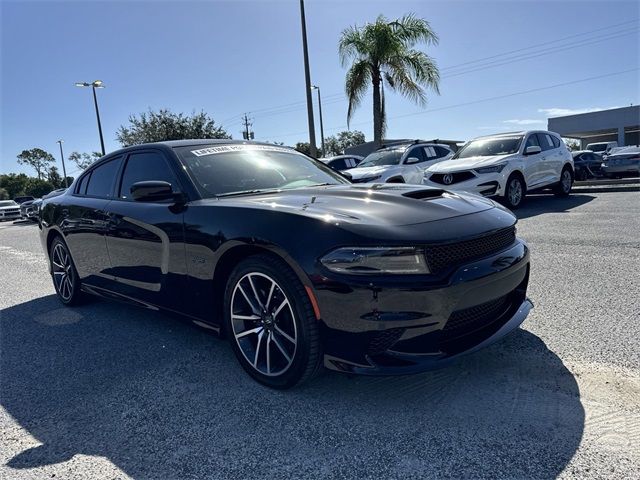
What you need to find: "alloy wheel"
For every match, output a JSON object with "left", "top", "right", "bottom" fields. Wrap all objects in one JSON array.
[
  {"left": 51, "top": 243, "right": 74, "bottom": 301},
  {"left": 561, "top": 170, "right": 572, "bottom": 193},
  {"left": 230, "top": 272, "right": 297, "bottom": 376},
  {"left": 508, "top": 178, "right": 523, "bottom": 206}
]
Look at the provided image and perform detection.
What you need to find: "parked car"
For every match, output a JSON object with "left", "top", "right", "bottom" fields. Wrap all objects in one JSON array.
[
  {"left": 0, "top": 200, "right": 22, "bottom": 221},
  {"left": 320, "top": 154, "right": 363, "bottom": 172},
  {"left": 20, "top": 198, "right": 42, "bottom": 221},
  {"left": 572, "top": 150, "right": 603, "bottom": 180},
  {"left": 600, "top": 146, "right": 640, "bottom": 178},
  {"left": 40, "top": 140, "right": 532, "bottom": 388},
  {"left": 344, "top": 141, "right": 455, "bottom": 184},
  {"left": 423, "top": 131, "right": 574, "bottom": 209},
  {"left": 13, "top": 195, "right": 35, "bottom": 205},
  {"left": 585, "top": 141, "right": 617, "bottom": 157}
]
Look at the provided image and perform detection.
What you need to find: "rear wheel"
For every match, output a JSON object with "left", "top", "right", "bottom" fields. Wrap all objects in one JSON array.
[
  {"left": 49, "top": 236, "right": 84, "bottom": 306},
  {"left": 502, "top": 174, "right": 525, "bottom": 209},
  {"left": 223, "top": 254, "right": 321, "bottom": 389},
  {"left": 554, "top": 167, "right": 573, "bottom": 197}
]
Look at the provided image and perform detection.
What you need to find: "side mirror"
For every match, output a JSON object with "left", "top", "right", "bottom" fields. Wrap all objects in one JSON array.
[
  {"left": 524, "top": 146, "right": 542, "bottom": 155},
  {"left": 130, "top": 181, "right": 178, "bottom": 202},
  {"left": 340, "top": 171, "right": 353, "bottom": 181},
  {"left": 405, "top": 157, "right": 421, "bottom": 165}
]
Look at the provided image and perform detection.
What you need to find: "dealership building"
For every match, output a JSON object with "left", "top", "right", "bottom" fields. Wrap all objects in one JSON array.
[{"left": 547, "top": 105, "right": 639, "bottom": 149}]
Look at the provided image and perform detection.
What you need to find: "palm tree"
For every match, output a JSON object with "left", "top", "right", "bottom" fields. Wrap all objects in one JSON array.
[{"left": 339, "top": 14, "right": 440, "bottom": 147}]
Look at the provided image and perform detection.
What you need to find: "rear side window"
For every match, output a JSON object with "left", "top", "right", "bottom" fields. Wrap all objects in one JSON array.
[
  {"left": 119, "top": 151, "right": 179, "bottom": 199},
  {"left": 76, "top": 173, "right": 90, "bottom": 195},
  {"left": 85, "top": 157, "right": 122, "bottom": 198},
  {"left": 434, "top": 146, "right": 451, "bottom": 158},
  {"left": 551, "top": 135, "right": 561, "bottom": 148},
  {"left": 537, "top": 134, "right": 556, "bottom": 151}
]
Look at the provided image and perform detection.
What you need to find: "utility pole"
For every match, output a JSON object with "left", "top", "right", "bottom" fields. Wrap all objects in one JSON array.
[
  {"left": 241, "top": 113, "right": 254, "bottom": 140},
  {"left": 75, "top": 80, "right": 106, "bottom": 156},
  {"left": 312, "top": 85, "right": 325, "bottom": 156},
  {"left": 56, "top": 140, "right": 68, "bottom": 188},
  {"left": 299, "top": 0, "right": 317, "bottom": 157}
]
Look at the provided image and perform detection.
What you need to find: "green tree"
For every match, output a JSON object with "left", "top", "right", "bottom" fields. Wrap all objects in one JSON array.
[
  {"left": 294, "top": 142, "right": 311, "bottom": 156},
  {"left": 47, "top": 166, "right": 64, "bottom": 189},
  {"left": 0, "top": 188, "right": 9, "bottom": 200},
  {"left": 564, "top": 139, "right": 580, "bottom": 152},
  {"left": 323, "top": 130, "right": 366, "bottom": 156},
  {"left": 16, "top": 148, "right": 55, "bottom": 180},
  {"left": 68, "top": 151, "right": 101, "bottom": 170},
  {"left": 0, "top": 173, "right": 30, "bottom": 198},
  {"left": 25, "top": 178, "right": 54, "bottom": 198},
  {"left": 339, "top": 14, "right": 440, "bottom": 147},
  {"left": 116, "top": 109, "right": 231, "bottom": 147}
]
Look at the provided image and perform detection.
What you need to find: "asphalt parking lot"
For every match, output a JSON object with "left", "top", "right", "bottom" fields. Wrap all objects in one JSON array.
[{"left": 1, "top": 191, "right": 639, "bottom": 479}]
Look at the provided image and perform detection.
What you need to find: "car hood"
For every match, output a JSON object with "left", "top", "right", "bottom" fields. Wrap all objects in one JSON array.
[
  {"left": 345, "top": 165, "right": 398, "bottom": 179},
  {"left": 208, "top": 184, "right": 498, "bottom": 227},
  {"left": 428, "top": 154, "right": 515, "bottom": 173}
]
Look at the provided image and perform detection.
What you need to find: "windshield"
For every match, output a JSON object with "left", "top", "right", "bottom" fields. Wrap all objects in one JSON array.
[
  {"left": 587, "top": 144, "right": 607, "bottom": 152},
  {"left": 454, "top": 136, "right": 523, "bottom": 159},
  {"left": 174, "top": 144, "right": 349, "bottom": 197},
  {"left": 358, "top": 149, "right": 403, "bottom": 167},
  {"left": 0, "top": 201, "right": 18, "bottom": 207}
]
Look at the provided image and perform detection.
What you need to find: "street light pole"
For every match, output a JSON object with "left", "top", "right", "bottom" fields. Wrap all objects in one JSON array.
[
  {"left": 56, "top": 140, "right": 68, "bottom": 188},
  {"left": 312, "top": 85, "right": 325, "bottom": 156},
  {"left": 299, "top": 0, "right": 317, "bottom": 158},
  {"left": 75, "top": 80, "right": 106, "bottom": 156}
]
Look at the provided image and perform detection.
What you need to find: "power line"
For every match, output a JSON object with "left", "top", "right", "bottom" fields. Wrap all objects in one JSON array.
[{"left": 265, "top": 68, "right": 638, "bottom": 139}]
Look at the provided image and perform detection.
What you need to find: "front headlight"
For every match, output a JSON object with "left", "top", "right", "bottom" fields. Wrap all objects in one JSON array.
[
  {"left": 475, "top": 164, "right": 507, "bottom": 174},
  {"left": 321, "top": 247, "right": 430, "bottom": 275}
]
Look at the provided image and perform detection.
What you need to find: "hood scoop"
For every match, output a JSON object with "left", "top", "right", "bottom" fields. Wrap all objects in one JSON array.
[{"left": 401, "top": 188, "right": 445, "bottom": 200}]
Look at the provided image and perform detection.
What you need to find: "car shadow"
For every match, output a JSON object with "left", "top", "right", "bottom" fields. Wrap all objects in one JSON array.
[
  {"left": 514, "top": 193, "right": 596, "bottom": 219},
  {"left": 1, "top": 295, "right": 584, "bottom": 479}
]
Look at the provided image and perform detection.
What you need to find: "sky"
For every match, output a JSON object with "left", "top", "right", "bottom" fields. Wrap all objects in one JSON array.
[{"left": 1, "top": 0, "right": 638, "bottom": 177}]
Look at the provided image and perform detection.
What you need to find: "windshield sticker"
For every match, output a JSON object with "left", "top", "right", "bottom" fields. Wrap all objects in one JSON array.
[{"left": 191, "top": 145, "right": 294, "bottom": 157}]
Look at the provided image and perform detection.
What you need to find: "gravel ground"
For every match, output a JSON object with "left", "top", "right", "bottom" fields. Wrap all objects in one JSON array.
[{"left": 1, "top": 191, "right": 638, "bottom": 479}]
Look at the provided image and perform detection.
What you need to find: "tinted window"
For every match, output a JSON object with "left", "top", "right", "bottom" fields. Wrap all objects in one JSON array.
[
  {"left": 538, "top": 134, "right": 555, "bottom": 151},
  {"left": 525, "top": 134, "right": 540, "bottom": 148},
  {"left": 359, "top": 149, "right": 403, "bottom": 167},
  {"left": 405, "top": 147, "right": 428, "bottom": 163},
  {"left": 76, "top": 174, "right": 90, "bottom": 194},
  {"left": 85, "top": 157, "right": 121, "bottom": 198},
  {"left": 328, "top": 158, "right": 347, "bottom": 171},
  {"left": 119, "top": 152, "right": 179, "bottom": 199},
  {"left": 551, "top": 135, "right": 561, "bottom": 148},
  {"left": 434, "top": 146, "right": 451, "bottom": 158}
]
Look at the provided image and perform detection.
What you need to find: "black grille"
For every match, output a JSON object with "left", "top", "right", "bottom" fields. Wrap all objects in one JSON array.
[
  {"left": 367, "top": 328, "right": 405, "bottom": 355},
  {"left": 441, "top": 294, "right": 510, "bottom": 341},
  {"left": 425, "top": 227, "right": 516, "bottom": 273},
  {"left": 429, "top": 171, "right": 475, "bottom": 185}
]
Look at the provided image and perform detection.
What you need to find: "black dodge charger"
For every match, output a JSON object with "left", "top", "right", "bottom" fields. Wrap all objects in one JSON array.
[{"left": 39, "top": 140, "right": 532, "bottom": 388}]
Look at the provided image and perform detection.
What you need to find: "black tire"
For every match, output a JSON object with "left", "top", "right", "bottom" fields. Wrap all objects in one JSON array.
[
  {"left": 502, "top": 174, "right": 526, "bottom": 209},
  {"left": 554, "top": 167, "right": 573, "bottom": 197},
  {"left": 49, "top": 236, "right": 84, "bottom": 306},
  {"left": 223, "top": 254, "right": 322, "bottom": 389}
]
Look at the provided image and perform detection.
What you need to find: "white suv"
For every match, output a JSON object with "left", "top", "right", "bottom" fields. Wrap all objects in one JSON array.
[
  {"left": 422, "top": 131, "right": 574, "bottom": 209},
  {"left": 345, "top": 142, "right": 454, "bottom": 184}
]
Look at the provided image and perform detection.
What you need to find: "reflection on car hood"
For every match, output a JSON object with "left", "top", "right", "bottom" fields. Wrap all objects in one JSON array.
[
  {"left": 428, "top": 154, "right": 515, "bottom": 172},
  {"left": 210, "top": 184, "right": 498, "bottom": 227},
  {"left": 344, "top": 165, "right": 399, "bottom": 179}
]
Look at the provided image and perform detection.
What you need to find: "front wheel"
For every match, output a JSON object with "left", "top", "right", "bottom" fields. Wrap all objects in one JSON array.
[
  {"left": 223, "top": 254, "right": 321, "bottom": 389},
  {"left": 502, "top": 174, "right": 526, "bottom": 209},
  {"left": 554, "top": 167, "right": 573, "bottom": 197}
]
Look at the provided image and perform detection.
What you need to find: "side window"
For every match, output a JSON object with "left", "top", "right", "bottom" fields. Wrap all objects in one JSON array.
[
  {"left": 551, "top": 135, "right": 561, "bottom": 148},
  {"left": 329, "top": 159, "right": 346, "bottom": 171},
  {"left": 434, "top": 146, "right": 451, "bottom": 158},
  {"left": 76, "top": 173, "right": 91, "bottom": 195},
  {"left": 537, "top": 134, "right": 555, "bottom": 151},
  {"left": 525, "top": 134, "right": 540, "bottom": 149},
  {"left": 405, "top": 147, "right": 427, "bottom": 163},
  {"left": 85, "top": 157, "right": 122, "bottom": 198},
  {"left": 119, "top": 151, "right": 179, "bottom": 199}
]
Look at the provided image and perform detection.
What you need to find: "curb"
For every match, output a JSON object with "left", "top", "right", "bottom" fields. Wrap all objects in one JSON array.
[
  {"left": 572, "top": 185, "right": 639, "bottom": 194},
  {"left": 574, "top": 178, "right": 639, "bottom": 187}
]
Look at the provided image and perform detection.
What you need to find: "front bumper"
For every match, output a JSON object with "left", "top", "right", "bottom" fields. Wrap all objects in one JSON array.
[
  {"left": 314, "top": 239, "right": 531, "bottom": 374},
  {"left": 423, "top": 171, "right": 506, "bottom": 197}
]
